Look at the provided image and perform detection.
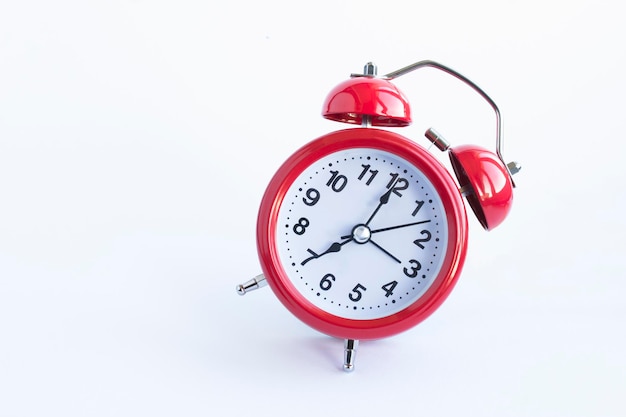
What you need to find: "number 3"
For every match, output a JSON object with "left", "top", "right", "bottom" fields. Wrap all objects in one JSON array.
[{"left": 403, "top": 259, "right": 421, "bottom": 278}]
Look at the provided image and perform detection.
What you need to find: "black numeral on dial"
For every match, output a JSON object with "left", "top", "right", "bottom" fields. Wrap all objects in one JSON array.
[
  {"left": 412, "top": 200, "right": 425, "bottom": 216},
  {"left": 382, "top": 281, "right": 398, "bottom": 297},
  {"left": 358, "top": 164, "right": 378, "bottom": 185},
  {"left": 302, "top": 188, "right": 320, "bottom": 206},
  {"left": 413, "top": 230, "right": 432, "bottom": 249},
  {"left": 292, "top": 217, "right": 310, "bottom": 235},
  {"left": 387, "top": 173, "right": 409, "bottom": 197},
  {"left": 403, "top": 259, "right": 422, "bottom": 278},
  {"left": 349, "top": 283, "right": 367, "bottom": 302},
  {"left": 320, "top": 273, "right": 336, "bottom": 291},
  {"left": 326, "top": 170, "right": 348, "bottom": 192}
]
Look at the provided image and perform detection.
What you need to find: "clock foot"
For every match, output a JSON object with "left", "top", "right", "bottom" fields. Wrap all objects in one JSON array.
[
  {"left": 343, "top": 339, "right": 359, "bottom": 372},
  {"left": 236, "top": 274, "right": 267, "bottom": 295}
]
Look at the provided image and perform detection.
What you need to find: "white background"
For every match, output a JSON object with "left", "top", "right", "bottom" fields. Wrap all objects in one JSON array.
[{"left": 1, "top": 1, "right": 624, "bottom": 416}]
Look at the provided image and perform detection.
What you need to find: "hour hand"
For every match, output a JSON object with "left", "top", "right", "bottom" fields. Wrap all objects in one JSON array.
[
  {"left": 301, "top": 238, "right": 352, "bottom": 266},
  {"left": 365, "top": 187, "right": 394, "bottom": 226}
]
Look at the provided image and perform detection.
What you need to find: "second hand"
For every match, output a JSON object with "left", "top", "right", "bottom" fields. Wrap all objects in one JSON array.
[
  {"left": 341, "top": 220, "right": 431, "bottom": 240},
  {"left": 370, "top": 219, "right": 431, "bottom": 234}
]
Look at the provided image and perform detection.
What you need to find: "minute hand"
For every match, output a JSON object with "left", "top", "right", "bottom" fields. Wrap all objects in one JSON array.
[
  {"left": 370, "top": 219, "right": 431, "bottom": 234},
  {"left": 340, "top": 220, "right": 432, "bottom": 241}
]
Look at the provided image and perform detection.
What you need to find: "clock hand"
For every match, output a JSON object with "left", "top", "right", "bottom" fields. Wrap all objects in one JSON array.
[
  {"left": 370, "top": 219, "right": 431, "bottom": 234},
  {"left": 364, "top": 187, "right": 395, "bottom": 226},
  {"left": 301, "top": 237, "right": 353, "bottom": 266},
  {"left": 340, "top": 220, "right": 431, "bottom": 240},
  {"left": 368, "top": 239, "right": 402, "bottom": 264}
]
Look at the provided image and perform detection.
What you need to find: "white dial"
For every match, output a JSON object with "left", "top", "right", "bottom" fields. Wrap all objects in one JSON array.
[{"left": 276, "top": 148, "right": 449, "bottom": 320}]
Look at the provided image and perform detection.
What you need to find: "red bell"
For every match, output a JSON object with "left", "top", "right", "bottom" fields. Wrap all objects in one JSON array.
[
  {"left": 322, "top": 76, "right": 411, "bottom": 127},
  {"left": 449, "top": 145, "right": 514, "bottom": 230}
]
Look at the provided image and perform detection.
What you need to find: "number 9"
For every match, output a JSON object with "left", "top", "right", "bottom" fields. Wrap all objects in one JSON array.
[{"left": 302, "top": 188, "right": 320, "bottom": 206}]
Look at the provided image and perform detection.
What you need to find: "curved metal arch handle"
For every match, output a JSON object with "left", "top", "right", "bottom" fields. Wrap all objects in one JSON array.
[{"left": 383, "top": 60, "right": 520, "bottom": 179}]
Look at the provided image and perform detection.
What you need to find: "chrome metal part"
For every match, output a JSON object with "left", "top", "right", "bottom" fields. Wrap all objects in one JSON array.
[
  {"left": 343, "top": 339, "right": 359, "bottom": 372},
  {"left": 351, "top": 61, "right": 378, "bottom": 78},
  {"left": 459, "top": 184, "right": 474, "bottom": 197},
  {"left": 236, "top": 274, "right": 267, "bottom": 295},
  {"left": 352, "top": 224, "right": 371, "bottom": 244},
  {"left": 363, "top": 62, "right": 377, "bottom": 76},
  {"left": 507, "top": 161, "right": 522, "bottom": 176},
  {"left": 425, "top": 127, "right": 450, "bottom": 151}
]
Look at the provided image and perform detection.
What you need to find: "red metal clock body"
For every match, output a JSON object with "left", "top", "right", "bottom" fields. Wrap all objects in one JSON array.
[
  {"left": 237, "top": 60, "right": 520, "bottom": 371},
  {"left": 256, "top": 128, "right": 468, "bottom": 341}
]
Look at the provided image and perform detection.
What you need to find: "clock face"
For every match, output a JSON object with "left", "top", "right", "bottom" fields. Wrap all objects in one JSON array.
[
  {"left": 275, "top": 148, "right": 448, "bottom": 320},
  {"left": 257, "top": 128, "right": 467, "bottom": 340}
]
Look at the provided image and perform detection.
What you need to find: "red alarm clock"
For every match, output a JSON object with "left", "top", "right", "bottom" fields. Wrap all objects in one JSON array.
[{"left": 237, "top": 60, "right": 520, "bottom": 371}]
